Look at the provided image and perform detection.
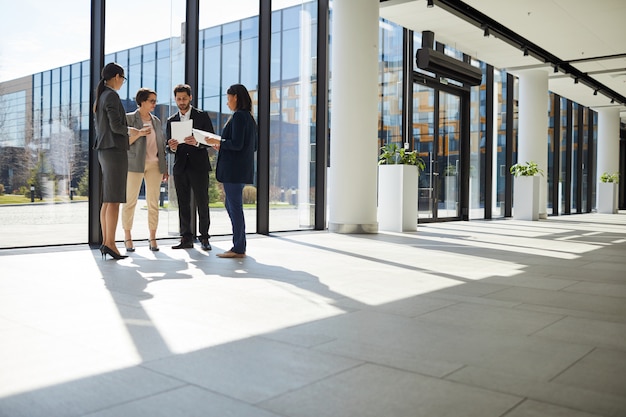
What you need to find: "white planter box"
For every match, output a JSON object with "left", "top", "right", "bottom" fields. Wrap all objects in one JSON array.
[
  {"left": 597, "top": 182, "right": 618, "bottom": 214},
  {"left": 377, "top": 165, "right": 418, "bottom": 232},
  {"left": 513, "top": 175, "right": 540, "bottom": 221}
]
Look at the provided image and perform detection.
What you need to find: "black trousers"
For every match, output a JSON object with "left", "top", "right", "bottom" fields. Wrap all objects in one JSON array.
[{"left": 174, "top": 169, "right": 210, "bottom": 240}]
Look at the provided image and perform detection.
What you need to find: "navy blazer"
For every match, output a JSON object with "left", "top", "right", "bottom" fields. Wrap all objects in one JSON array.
[
  {"left": 94, "top": 87, "right": 129, "bottom": 151},
  {"left": 215, "top": 110, "right": 257, "bottom": 184},
  {"left": 166, "top": 107, "right": 215, "bottom": 174}
]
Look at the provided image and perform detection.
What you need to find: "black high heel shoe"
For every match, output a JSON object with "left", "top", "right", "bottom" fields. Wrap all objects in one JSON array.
[
  {"left": 101, "top": 245, "right": 128, "bottom": 260},
  {"left": 149, "top": 238, "right": 159, "bottom": 252}
]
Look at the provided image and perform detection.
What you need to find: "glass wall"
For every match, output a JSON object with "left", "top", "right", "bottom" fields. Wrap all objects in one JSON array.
[
  {"left": 493, "top": 69, "right": 507, "bottom": 218},
  {"left": 0, "top": 0, "right": 319, "bottom": 248},
  {"left": 559, "top": 96, "right": 568, "bottom": 214},
  {"left": 378, "top": 19, "right": 403, "bottom": 147},
  {"left": 267, "top": 1, "right": 319, "bottom": 231},
  {"left": 469, "top": 61, "right": 486, "bottom": 219},
  {"left": 199, "top": 2, "right": 260, "bottom": 236},
  {"left": 0, "top": 2, "right": 91, "bottom": 248}
]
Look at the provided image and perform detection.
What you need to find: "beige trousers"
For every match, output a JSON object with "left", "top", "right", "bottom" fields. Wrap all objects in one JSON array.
[{"left": 122, "top": 161, "right": 162, "bottom": 231}]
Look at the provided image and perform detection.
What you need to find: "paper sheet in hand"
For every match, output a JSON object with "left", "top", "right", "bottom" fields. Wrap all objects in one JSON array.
[
  {"left": 170, "top": 120, "right": 193, "bottom": 143},
  {"left": 192, "top": 128, "right": 221, "bottom": 146}
]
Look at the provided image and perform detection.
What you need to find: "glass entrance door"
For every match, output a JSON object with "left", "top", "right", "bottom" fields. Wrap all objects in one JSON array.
[{"left": 414, "top": 84, "right": 462, "bottom": 220}]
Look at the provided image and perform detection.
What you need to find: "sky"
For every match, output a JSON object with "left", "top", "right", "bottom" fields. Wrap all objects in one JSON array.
[{"left": 0, "top": 0, "right": 299, "bottom": 83}]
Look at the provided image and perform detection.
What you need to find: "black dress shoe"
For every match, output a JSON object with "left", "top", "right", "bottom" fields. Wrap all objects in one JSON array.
[
  {"left": 200, "top": 239, "right": 212, "bottom": 251},
  {"left": 172, "top": 240, "right": 193, "bottom": 249}
]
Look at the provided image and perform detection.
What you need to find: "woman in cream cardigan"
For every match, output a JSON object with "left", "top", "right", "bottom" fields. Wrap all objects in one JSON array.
[{"left": 123, "top": 88, "right": 168, "bottom": 252}]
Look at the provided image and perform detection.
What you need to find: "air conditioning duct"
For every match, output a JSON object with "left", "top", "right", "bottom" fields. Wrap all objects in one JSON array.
[{"left": 416, "top": 31, "right": 483, "bottom": 86}]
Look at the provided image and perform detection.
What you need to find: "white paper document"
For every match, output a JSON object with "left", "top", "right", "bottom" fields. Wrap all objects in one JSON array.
[
  {"left": 170, "top": 120, "right": 193, "bottom": 143},
  {"left": 192, "top": 128, "right": 221, "bottom": 146}
]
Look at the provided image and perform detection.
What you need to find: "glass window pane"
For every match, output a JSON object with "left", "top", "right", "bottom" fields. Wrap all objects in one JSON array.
[
  {"left": 0, "top": 2, "right": 90, "bottom": 247},
  {"left": 199, "top": 0, "right": 259, "bottom": 235},
  {"left": 268, "top": 2, "right": 317, "bottom": 231}
]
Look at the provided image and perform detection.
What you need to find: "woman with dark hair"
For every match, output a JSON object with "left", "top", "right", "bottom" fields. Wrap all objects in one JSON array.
[
  {"left": 122, "top": 88, "right": 168, "bottom": 252},
  {"left": 93, "top": 62, "right": 141, "bottom": 260},
  {"left": 205, "top": 84, "right": 257, "bottom": 258}
]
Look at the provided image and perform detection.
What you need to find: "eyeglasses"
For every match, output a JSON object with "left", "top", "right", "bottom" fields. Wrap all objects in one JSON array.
[
  {"left": 147, "top": 99, "right": 157, "bottom": 104},
  {"left": 119, "top": 74, "right": 127, "bottom": 83}
]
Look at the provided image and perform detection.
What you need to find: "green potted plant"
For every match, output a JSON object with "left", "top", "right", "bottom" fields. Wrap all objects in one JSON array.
[
  {"left": 377, "top": 143, "right": 425, "bottom": 232},
  {"left": 598, "top": 171, "right": 619, "bottom": 213},
  {"left": 378, "top": 143, "right": 425, "bottom": 171},
  {"left": 444, "top": 164, "right": 457, "bottom": 176},
  {"left": 600, "top": 172, "right": 619, "bottom": 184},
  {"left": 509, "top": 161, "right": 544, "bottom": 177},
  {"left": 510, "top": 161, "right": 543, "bottom": 220}
]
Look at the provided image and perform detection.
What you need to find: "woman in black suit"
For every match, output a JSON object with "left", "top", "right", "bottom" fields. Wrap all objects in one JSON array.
[
  {"left": 93, "top": 62, "right": 141, "bottom": 259},
  {"left": 205, "top": 84, "right": 257, "bottom": 258}
]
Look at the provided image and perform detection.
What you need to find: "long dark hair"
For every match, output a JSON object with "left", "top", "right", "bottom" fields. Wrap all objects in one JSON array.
[
  {"left": 93, "top": 62, "right": 125, "bottom": 113},
  {"left": 226, "top": 84, "right": 253, "bottom": 112}
]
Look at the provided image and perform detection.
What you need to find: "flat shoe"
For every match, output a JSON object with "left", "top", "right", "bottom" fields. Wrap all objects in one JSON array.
[{"left": 216, "top": 251, "right": 246, "bottom": 258}]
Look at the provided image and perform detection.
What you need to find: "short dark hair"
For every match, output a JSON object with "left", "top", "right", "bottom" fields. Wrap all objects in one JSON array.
[
  {"left": 226, "top": 84, "right": 253, "bottom": 112},
  {"left": 173, "top": 84, "right": 192, "bottom": 96},
  {"left": 135, "top": 88, "right": 157, "bottom": 106}
]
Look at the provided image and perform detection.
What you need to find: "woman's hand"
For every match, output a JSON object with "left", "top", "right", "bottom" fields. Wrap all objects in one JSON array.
[{"left": 206, "top": 137, "right": 221, "bottom": 150}]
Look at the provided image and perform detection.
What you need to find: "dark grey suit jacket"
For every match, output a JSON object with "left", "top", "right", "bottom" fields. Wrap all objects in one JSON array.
[
  {"left": 126, "top": 110, "right": 167, "bottom": 174},
  {"left": 94, "top": 87, "right": 129, "bottom": 151}
]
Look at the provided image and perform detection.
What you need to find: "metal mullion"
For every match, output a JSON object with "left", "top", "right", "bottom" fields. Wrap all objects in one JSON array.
[
  {"left": 88, "top": 0, "right": 105, "bottom": 247},
  {"left": 484, "top": 64, "right": 494, "bottom": 219},
  {"left": 552, "top": 94, "right": 561, "bottom": 216}
]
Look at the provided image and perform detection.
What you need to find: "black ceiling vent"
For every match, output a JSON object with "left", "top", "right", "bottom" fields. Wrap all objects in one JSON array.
[{"left": 416, "top": 31, "right": 483, "bottom": 86}]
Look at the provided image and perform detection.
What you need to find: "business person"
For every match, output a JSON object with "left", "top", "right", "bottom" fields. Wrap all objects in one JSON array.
[
  {"left": 122, "top": 88, "right": 168, "bottom": 252},
  {"left": 166, "top": 84, "right": 215, "bottom": 251},
  {"left": 205, "top": 84, "right": 257, "bottom": 258},
  {"left": 93, "top": 62, "right": 141, "bottom": 260}
]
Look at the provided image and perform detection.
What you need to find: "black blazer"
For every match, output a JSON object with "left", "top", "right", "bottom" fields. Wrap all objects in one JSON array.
[
  {"left": 166, "top": 107, "right": 215, "bottom": 174},
  {"left": 215, "top": 110, "right": 257, "bottom": 184}
]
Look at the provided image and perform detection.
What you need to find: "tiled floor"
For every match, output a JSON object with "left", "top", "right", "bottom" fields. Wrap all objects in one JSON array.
[{"left": 1, "top": 213, "right": 625, "bottom": 417}]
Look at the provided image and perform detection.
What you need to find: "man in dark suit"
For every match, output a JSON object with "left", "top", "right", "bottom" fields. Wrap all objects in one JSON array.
[{"left": 166, "top": 84, "right": 214, "bottom": 250}]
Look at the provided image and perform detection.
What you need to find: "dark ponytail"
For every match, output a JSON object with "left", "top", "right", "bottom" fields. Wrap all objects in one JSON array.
[{"left": 93, "top": 62, "right": 125, "bottom": 113}]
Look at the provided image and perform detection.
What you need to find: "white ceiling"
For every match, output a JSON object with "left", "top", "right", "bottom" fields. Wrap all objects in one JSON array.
[{"left": 380, "top": 0, "right": 626, "bottom": 121}]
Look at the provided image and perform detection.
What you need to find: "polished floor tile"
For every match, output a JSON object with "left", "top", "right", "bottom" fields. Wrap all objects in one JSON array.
[{"left": 1, "top": 213, "right": 625, "bottom": 416}]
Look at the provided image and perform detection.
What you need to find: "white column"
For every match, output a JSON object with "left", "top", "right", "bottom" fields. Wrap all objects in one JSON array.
[
  {"left": 328, "top": 0, "right": 379, "bottom": 233},
  {"left": 518, "top": 69, "right": 549, "bottom": 218},
  {"left": 596, "top": 107, "right": 620, "bottom": 175},
  {"left": 595, "top": 107, "right": 620, "bottom": 213}
]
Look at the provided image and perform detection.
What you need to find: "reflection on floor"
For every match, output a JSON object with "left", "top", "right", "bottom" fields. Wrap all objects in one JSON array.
[{"left": 1, "top": 213, "right": 625, "bottom": 416}]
